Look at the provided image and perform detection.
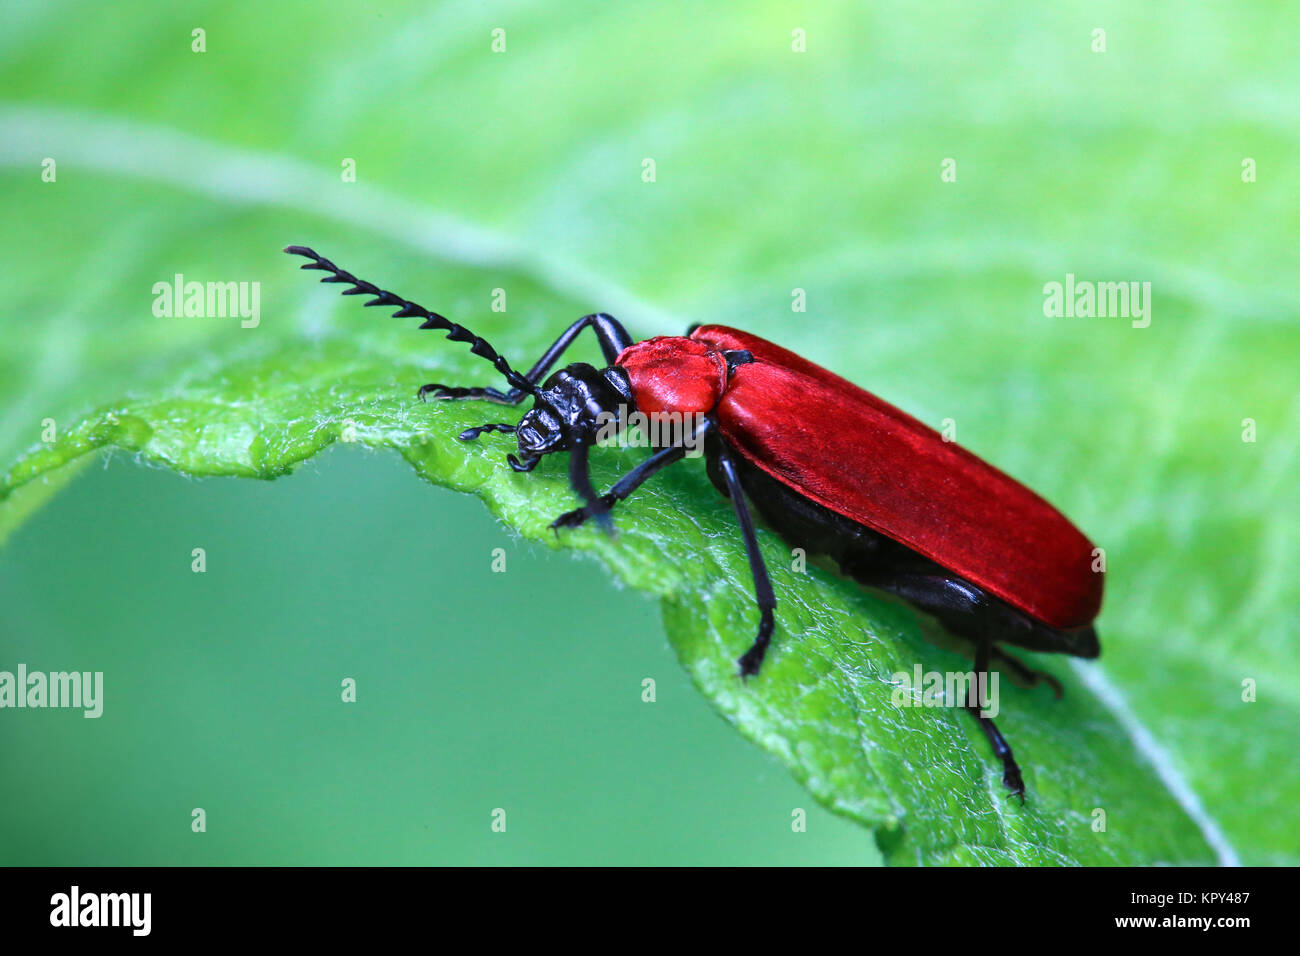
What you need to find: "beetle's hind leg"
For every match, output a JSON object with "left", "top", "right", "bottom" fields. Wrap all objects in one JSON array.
[
  {"left": 847, "top": 571, "right": 1029, "bottom": 798},
  {"left": 970, "top": 640, "right": 1025, "bottom": 801},
  {"left": 965, "top": 707, "right": 1026, "bottom": 800}
]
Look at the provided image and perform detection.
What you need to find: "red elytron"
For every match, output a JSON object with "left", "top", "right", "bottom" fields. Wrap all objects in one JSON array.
[{"left": 288, "top": 245, "right": 1104, "bottom": 799}]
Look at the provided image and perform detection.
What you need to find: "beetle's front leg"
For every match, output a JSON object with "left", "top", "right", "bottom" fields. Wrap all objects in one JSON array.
[
  {"left": 420, "top": 382, "right": 524, "bottom": 405},
  {"left": 456, "top": 423, "right": 517, "bottom": 441}
]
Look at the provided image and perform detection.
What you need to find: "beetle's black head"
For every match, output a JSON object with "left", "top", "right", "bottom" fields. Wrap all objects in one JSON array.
[
  {"left": 509, "top": 362, "right": 633, "bottom": 471},
  {"left": 507, "top": 362, "right": 633, "bottom": 533}
]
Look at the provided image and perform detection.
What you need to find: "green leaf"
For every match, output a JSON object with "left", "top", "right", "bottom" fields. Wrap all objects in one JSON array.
[{"left": 3, "top": 2, "right": 1294, "bottom": 865}]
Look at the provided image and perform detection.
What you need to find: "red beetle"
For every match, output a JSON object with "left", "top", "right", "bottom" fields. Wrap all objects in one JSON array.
[{"left": 287, "top": 246, "right": 1104, "bottom": 799}]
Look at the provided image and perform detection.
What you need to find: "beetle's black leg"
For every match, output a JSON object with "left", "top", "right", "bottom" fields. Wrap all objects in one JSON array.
[
  {"left": 419, "top": 382, "right": 519, "bottom": 404},
  {"left": 848, "top": 570, "right": 1065, "bottom": 697},
  {"left": 967, "top": 704, "right": 1025, "bottom": 801},
  {"left": 716, "top": 442, "right": 777, "bottom": 679},
  {"left": 991, "top": 646, "right": 1064, "bottom": 699},
  {"left": 550, "top": 419, "right": 713, "bottom": 530},
  {"left": 419, "top": 313, "right": 634, "bottom": 405},
  {"left": 457, "top": 423, "right": 517, "bottom": 442},
  {"left": 844, "top": 570, "right": 1029, "bottom": 798},
  {"left": 565, "top": 429, "right": 614, "bottom": 534},
  {"left": 968, "top": 639, "right": 1025, "bottom": 801}
]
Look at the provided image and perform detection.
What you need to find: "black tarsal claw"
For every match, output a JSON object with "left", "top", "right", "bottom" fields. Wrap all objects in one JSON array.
[
  {"left": 550, "top": 496, "right": 616, "bottom": 533},
  {"left": 1004, "top": 769, "right": 1026, "bottom": 804},
  {"left": 418, "top": 384, "right": 445, "bottom": 402},
  {"left": 736, "top": 649, "right": 763, "bottom": 681},
  {"left": 550, "top": 509, "right": 585, "bottom": 531}
]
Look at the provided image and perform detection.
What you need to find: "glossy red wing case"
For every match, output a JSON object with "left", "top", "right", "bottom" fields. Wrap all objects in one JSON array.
[{"left": 690, "top": 325, "right": 1103, "bottom": 629}]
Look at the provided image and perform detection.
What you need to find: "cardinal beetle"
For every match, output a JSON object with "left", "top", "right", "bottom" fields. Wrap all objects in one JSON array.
[{"left": 286, "top": 245, "right": 1104, "bottom": 799}]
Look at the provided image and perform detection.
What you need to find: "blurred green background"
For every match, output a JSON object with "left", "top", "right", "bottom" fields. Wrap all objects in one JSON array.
[
  {"left": 1, "top": 449, "right": 878, "bottom": 864},
  {"left": 1, "top": 1, "right": 1296, "bottom": 864}
]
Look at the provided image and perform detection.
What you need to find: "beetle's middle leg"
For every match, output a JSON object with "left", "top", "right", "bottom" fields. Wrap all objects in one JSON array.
[{"left": 714, "top": 439, "right": 777, "bottom": 678}]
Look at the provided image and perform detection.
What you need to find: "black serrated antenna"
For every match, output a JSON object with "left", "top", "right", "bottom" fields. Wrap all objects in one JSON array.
[{"left": 284, "top": 245, "right": 539, "bottom": 398}]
